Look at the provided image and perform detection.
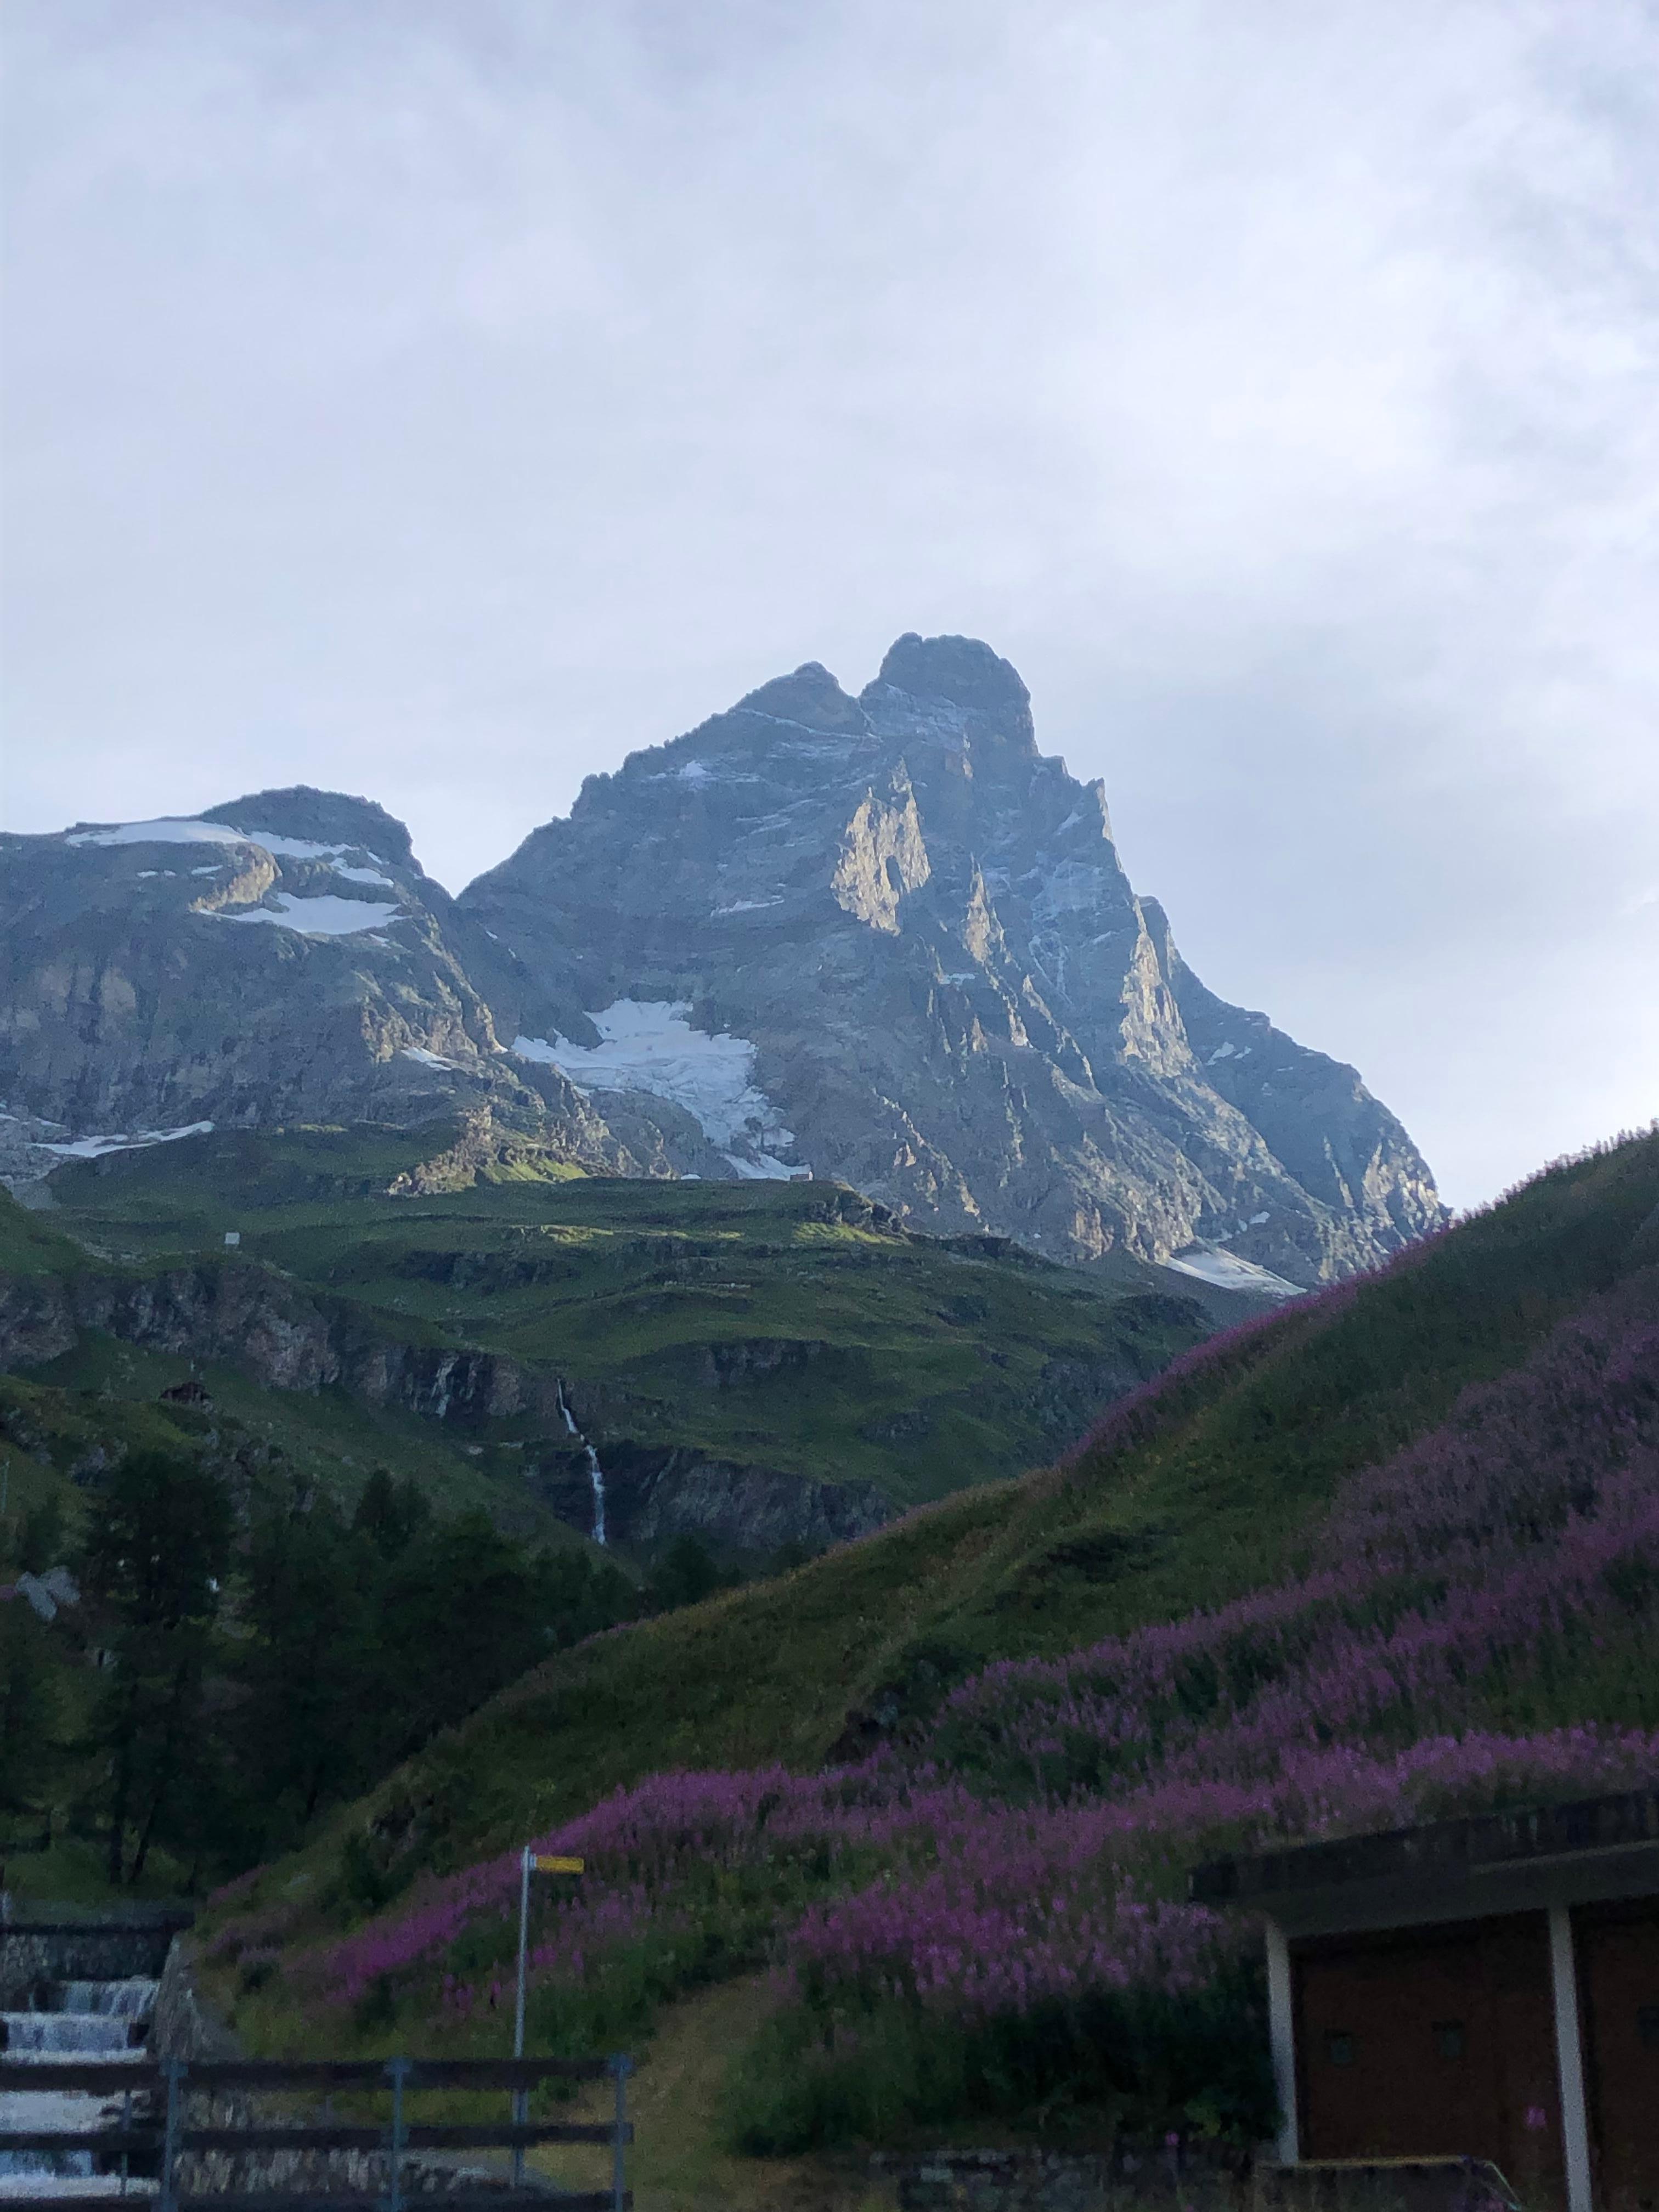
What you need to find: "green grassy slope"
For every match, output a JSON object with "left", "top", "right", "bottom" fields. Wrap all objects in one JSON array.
[
  {"left": 38, "top": 1121, "right": 1218, "bottom": 1516},
  {"left": 244, "top": 1127, "right": 1659, "bottom": 1901},
  {"left": 0, "top": 1169, "right": 596, "bottom": 1545},
  {"left": 1, "top": 1120, "right": 1226, "bottom": 1908}
]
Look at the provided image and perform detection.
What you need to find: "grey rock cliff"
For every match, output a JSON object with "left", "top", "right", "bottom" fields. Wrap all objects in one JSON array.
[
  {"left": 1, "top": 640, "right": 1445, "bottom": 1285},
  {"left": 462, "top": 635, "right": 1444, "bottom": 1283},
  {"left": 0, "top": 785, "right": 621, "bottom": 1163}
]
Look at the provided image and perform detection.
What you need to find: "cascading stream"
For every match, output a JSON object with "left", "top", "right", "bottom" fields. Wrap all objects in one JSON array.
[
  {"left": 0, "top": 1974, "right": 156, "bottom": 2198},
  {"left": 556, "top": 1381, "right": 607, "bottom": 1546},
  {"left": 59, "top": 1982, "right": 157, "bottom": 2020}
]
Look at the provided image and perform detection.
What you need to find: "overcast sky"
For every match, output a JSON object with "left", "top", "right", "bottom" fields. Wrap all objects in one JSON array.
[{"left": 3, "top": 0, "right": 1656, "bottom": 1211}]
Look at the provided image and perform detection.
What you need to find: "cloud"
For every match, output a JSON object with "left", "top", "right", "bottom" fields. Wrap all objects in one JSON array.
[{"left": 2, "top": 0, "right": 1656, "bottom": 1209}]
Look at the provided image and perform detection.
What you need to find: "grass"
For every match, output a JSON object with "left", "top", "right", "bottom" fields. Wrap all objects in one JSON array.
[
  {"left": 216, "top": 1958, "right": 889, "bottom": 2212},
  {"left": 522, "top": 1977, "right": 893, "bottom": 2212},
  {"left": 0, "top": 1831, "right": 196, "bottom": 1908},
  {"left": 38, "top": 1121, "right": 1220, "bottom": 1514},
  {"left": 22, "top": 1122, "right": 1659, "bottom": 2123},
  {"left": 0, "top": 1191, "right": 102, "bottom": 1276},
  {"left": 189, "top": 1127, "right": 1659, "bottom": 1921},
  {"left": 1, "top": 1117, "right": 1227, "bottom": 1914},
  {"left": 135, "top": 1125, "right": 1659, "bottom": 2166},
  {"left": 2, "top": 1329, "right": 589, "bottom": 1545}
]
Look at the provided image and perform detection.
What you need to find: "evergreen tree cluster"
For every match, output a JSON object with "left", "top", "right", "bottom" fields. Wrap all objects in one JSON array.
[{"left": 3, "top": 1454, "right": 713, "bottom": 1888}]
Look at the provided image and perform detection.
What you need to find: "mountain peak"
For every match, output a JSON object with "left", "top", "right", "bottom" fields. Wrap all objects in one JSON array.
[
  {"left": 869, "top": 633, "right": 1035, "bottom": 751},
  {"left": 732, "top": 662, "right": 866, "bottom": 734},
  {"left": 202, "top": 786, "right": 416, "bottom": 869},
  {"left": 2, "top": 641, "right": 1446, "bottom": 1289},
  {"left": 458, "top": 637, "right": 1444, "bottom": 1282}
]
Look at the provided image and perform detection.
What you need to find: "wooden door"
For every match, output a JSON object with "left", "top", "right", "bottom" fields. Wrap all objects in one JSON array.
[{"left": 1294, "top": 1914, "right": 1561, "bottom": 2197}]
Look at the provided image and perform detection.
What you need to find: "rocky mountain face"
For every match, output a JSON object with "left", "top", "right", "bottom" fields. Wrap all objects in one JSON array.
[
  {"left": 1, "top": 636, "right": 1445, "bottom": 1286},
  {"left": 0, "top": 1229, "right": 895, "bottom": 1554},
  {"left": 0, "top": 786, "right": 638, "bottom": 1175},
  {"left": 463, "top": 635, "right": 1445, "bottom": 1286}
]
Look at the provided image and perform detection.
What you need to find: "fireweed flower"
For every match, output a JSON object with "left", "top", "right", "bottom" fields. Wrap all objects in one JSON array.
[{"left": 278, "top": 1279, "right": 1659, "bottom": 2044}]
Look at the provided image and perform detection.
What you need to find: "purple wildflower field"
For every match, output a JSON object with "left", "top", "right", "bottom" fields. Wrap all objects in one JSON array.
[{"left": 289, "top": 1271, "right": 1659, "bottom": 2065}]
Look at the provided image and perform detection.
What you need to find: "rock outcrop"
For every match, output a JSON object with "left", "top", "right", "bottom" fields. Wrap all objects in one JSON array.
[
  {"left": 462, "top": 636, "right": 1446, "bottom": 1284},
  {"left": 0, "top": 787, "right": 618, "bottom": 1162},
  {"left": 2, "top": 639, "right": 1446, "bottom": 1285},
  {"left": 0, "top": 1247, "right": 894, "bottom": 1559},
  {"left": 528, "top": 1438, "right": 892, "bottom": 1557}
]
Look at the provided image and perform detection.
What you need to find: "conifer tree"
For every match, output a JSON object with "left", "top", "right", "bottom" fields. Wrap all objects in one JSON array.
[{"left": 82, "top": 1452, "right": 232, "bottom": 1885}]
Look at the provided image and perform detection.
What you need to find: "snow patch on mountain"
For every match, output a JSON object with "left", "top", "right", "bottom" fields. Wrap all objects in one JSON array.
[
  {"left": 65, "top": 817, "right": 387, "bottom": 868},
  {"left": 233, "top": 829, "right": 386, "bottom": 865},
  {"left": 38, "top": 1120, "right": 215, "bottom": 1161},
  {"left": 514, "top": 1000, "right": 800, "bottom": 1177},
  {"left": 213, "top": 893, "right": 401, "bottom": 937},
  {"left": 725, "top": 1151, "right": 803, "bottom": 1181},
  {"left": 1163, "top": 1245, "right": 1302, "bottom": 1299},
  {"left": 67, "top": 817, "right": 251, "bottom": 849}
]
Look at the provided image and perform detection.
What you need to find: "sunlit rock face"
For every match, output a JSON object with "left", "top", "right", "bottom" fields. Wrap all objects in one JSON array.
[
  {"left": 1, "top": 640, "right": 1445, "bottom": 1282},
  {"left": 463, "top": 635, "right": 1446, "bottom": 1284},
  {"left": 0, "top": 786, "right": 615, "bottom": 1156}
]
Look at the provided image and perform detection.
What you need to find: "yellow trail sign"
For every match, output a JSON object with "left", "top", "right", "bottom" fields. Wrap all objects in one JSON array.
[{"left": 534, "top": 1855, "right": 585, "bottom": 1874}]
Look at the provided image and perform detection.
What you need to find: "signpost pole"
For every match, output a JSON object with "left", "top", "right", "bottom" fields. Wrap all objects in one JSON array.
[
  {"left": 610, "top": 2052, "right": 633, "bottom": 2212},
  {"left": 386, "top": 2054, "right": 410, "bottom": 2212},
  {"left": 512, "top": 1844, "right": 532, "bottom": 2185},
  {"left": 509, "top": 1848, "right": 583, "bottom": 2192}
]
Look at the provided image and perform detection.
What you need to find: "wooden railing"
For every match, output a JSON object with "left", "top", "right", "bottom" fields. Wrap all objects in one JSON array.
[{"left": 0, "top": 2051, "right": 634, "bottom": 2209}]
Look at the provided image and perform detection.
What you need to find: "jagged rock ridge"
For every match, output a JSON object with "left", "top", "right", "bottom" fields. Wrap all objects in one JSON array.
[
  {"left": 0, "top": 638, "right": 1445, "bottom": 1286},
  {"left": 0, "top": 787, "right": 641, "bottom": 1175},
  {"left": 462, "top": 635, "right": 1445, "bottom": 1284}
]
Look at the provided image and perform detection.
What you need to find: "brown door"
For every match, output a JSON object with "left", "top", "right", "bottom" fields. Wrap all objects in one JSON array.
[
  {"left": 1578, "top": 1901, "right": 1659, "bottom": 2212},
  {"left": 1295, "top": 1915, "right": 1562, "bottom": 2197}
]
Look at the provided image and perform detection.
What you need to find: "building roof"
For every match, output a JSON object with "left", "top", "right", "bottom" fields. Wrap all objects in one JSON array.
[{"left": 1190, "top": 1787, "right": 1659, "bottom": 1938}]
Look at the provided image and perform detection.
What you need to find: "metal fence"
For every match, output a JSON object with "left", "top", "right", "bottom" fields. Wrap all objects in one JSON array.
[{"left": 0, "top": 2051, "right": 634, "bottom": 2210}]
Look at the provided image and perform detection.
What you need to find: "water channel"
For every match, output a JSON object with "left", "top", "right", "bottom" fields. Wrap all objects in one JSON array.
[{"left": 0, "top": 1971, "right": 159, "bottom": 2198}]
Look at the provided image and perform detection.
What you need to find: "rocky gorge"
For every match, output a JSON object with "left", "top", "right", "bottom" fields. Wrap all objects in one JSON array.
[{"left": 0, "top": 1216, "right": 890, "bottom": 1558}]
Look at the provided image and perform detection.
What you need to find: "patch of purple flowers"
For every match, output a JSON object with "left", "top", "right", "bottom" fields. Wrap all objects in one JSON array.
[{"left": 289, "top": 1272, "right": 1659, "bottom": 2042}]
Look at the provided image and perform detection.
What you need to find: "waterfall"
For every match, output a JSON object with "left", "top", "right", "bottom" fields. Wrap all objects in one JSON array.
[
  {"left": 429, "top": 1352, "right": 458, "bottom": 1423},
  {"left": 556, "top": 1382, "right": 607, "bottom": 1547},
  {"left": 4, "top": 2012, "right": 136, "bottom": 2054},
  {"left": 58, "top": 1980, "right": 158, "bottom": 2022},
  {"left": 1, "top": 1969, "right": 155, "bottom": 2195}
]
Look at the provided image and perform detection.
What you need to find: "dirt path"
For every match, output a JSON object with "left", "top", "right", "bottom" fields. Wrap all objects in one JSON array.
[{"left": 529, "top": 1976, "right": 893, "bottom": 2212}]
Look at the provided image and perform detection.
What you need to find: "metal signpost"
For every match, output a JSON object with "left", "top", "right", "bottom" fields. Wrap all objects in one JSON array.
[{"left": 512, "top": 1848, "right": 585, "bottom": 2187}]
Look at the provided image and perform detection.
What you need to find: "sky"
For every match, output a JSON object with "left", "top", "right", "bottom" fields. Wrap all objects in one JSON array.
[{"left": 2, "top": 0, "right": 1656, "bottom": 1212}]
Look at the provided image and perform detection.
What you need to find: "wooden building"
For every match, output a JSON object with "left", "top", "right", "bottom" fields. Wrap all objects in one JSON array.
[{"left": 1192, "top": 1788, "right": 1659, "bottom": 2211}]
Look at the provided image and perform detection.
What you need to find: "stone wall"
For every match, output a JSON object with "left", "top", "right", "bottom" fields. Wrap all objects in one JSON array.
[
  {"left": 862, "top": 2148, "right": 1497, "bottom": 2212},
  {"left": 150, "top": 1936, "right": 241, "bottom": 2061},
  {"left": 0, "top": 1914, "right": 187, "bottom": 2007},
  {"left": 870, "top": 2143, "right": 1252, "bottom": 2212}
]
